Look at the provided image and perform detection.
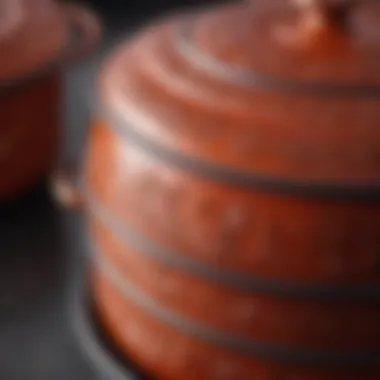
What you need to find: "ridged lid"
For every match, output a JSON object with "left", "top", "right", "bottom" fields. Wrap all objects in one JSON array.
[
  {"left": 98, "top": 0, "right": 380, "bottom": 191},
  {"left": 181, "top": 0, "right": 380, "bottom": 95}
]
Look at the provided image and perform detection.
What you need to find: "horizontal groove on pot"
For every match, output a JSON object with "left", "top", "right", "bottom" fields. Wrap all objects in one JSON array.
[
  {"left": 71, "top": 272, "right": 145, "bottom": 380},
  {"left": 176, "top": 20, "right": 380, "bottom": 98},
  {"left": 95, "top": 103, "right": 380, "bottom": 201},
  {"left": 85, "top": 190, "right": 380, "bottom": 302},
  {"left": 80, "top": 2, "right": 380, "bottom": 378},
  {"left": 91, "top": 241, "right": 380, "bottom": 367}
]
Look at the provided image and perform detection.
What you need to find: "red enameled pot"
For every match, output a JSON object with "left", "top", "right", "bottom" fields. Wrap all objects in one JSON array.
[
  {"left": 55, "top": 0, "right": 380, "bottom": 378},
  {"left": 0, "top": 0, "right": 102, "bottom": 201}
]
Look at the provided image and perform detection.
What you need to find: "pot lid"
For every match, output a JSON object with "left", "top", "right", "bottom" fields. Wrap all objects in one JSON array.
[
  {"left": 178, "top": 0, "right": 380, "bottom": 95},
  {"left": 98, "top": 0, "right": 380, "bottom": 189},
  {"left": 0, "top": 0, "right": 68, "bottom": 83}
]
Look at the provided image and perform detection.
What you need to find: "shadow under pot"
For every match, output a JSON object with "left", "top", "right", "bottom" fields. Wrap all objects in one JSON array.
[
  {"left": 0, "top": 0, "right": 101, "bottom": 202},
  {"left": 54, "top": 0, "right": 380, "bottom": 379}
]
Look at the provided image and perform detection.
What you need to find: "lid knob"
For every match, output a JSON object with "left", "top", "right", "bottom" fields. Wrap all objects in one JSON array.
[
  {"left": 277, "top": 0, "right": 358, "bottom": 48},
  {"left": 296, "top": 0, "right": 353, "bottom": 29}
]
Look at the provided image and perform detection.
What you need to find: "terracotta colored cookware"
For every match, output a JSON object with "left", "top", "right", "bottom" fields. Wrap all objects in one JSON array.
[
  {"left": 0, "top": 0, "right": 101, "bottom": 201},
  {"left": 55, "top": 0, "right": 380, "bottom": 378}
]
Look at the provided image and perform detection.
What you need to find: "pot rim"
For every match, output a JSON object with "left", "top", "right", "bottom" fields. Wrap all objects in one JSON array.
[
  {"left": 89, "top": 99, "right": 380, "bottom": 200},
  {"left": 85, "top": 191, "right": 380, "bottom": 302}
]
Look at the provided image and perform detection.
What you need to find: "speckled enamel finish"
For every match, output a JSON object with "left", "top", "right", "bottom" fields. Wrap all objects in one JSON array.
[{"left": 83, "top": 1, "right": 380, "bottom": 378}]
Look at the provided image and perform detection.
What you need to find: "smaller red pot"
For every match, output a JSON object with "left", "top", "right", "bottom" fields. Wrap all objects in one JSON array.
[
  {"left": 53, "top": 0, "right": 380, "bottom": 378},
  {"left": 0, "top": 0, "right": 102, "bottom": 201}
]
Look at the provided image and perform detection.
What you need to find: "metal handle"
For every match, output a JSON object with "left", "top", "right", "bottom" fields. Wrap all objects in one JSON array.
[{"left": 51, "top": 162, "right": 84, "bottom": 211}]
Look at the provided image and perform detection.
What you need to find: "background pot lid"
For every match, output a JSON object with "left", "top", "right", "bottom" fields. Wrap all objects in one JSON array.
[
  {"left": 178, "top": 0, "right": 380, "bottom": 95},
  {"left": 0, "top": 0, "right": 69, "bottom": 83}
]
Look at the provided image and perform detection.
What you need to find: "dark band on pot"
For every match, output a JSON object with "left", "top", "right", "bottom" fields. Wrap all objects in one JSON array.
[
  {"left": 93, "top": 245, "right": 380, "bottom": 367},
  {"left": 97, "top": 104, "right": 380, "bottom": 201},
  {"left": 177, "top": 20, "right": 380, "bottom": 99},
  {"left": 86, "top": 191, "right": 380, "bottom": 302}
]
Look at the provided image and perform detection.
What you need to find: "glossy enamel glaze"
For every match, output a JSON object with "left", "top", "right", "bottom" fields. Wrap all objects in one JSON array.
[
  {"left": 93, "top": 270, "right": 380, "bottom": 380},
  {"left": 79, "top": 0, "right": 380, "bottom": 378},
  {"left": 94, "top": 274, "right": 380, "bottom": 380},
  {"left": 0, "top": 0, "right": 101, "bottom": 201}
]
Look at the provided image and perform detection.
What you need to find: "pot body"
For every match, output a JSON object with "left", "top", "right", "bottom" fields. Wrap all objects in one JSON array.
[
  {"left": 0, "top": 72, "right": 61, "bottom": 201},
  {"left": 84, "top": 118, "right": 380, "bottom": 379},
  {"left": 80, "top": 3, "right": 380, "bottom": 378}
]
